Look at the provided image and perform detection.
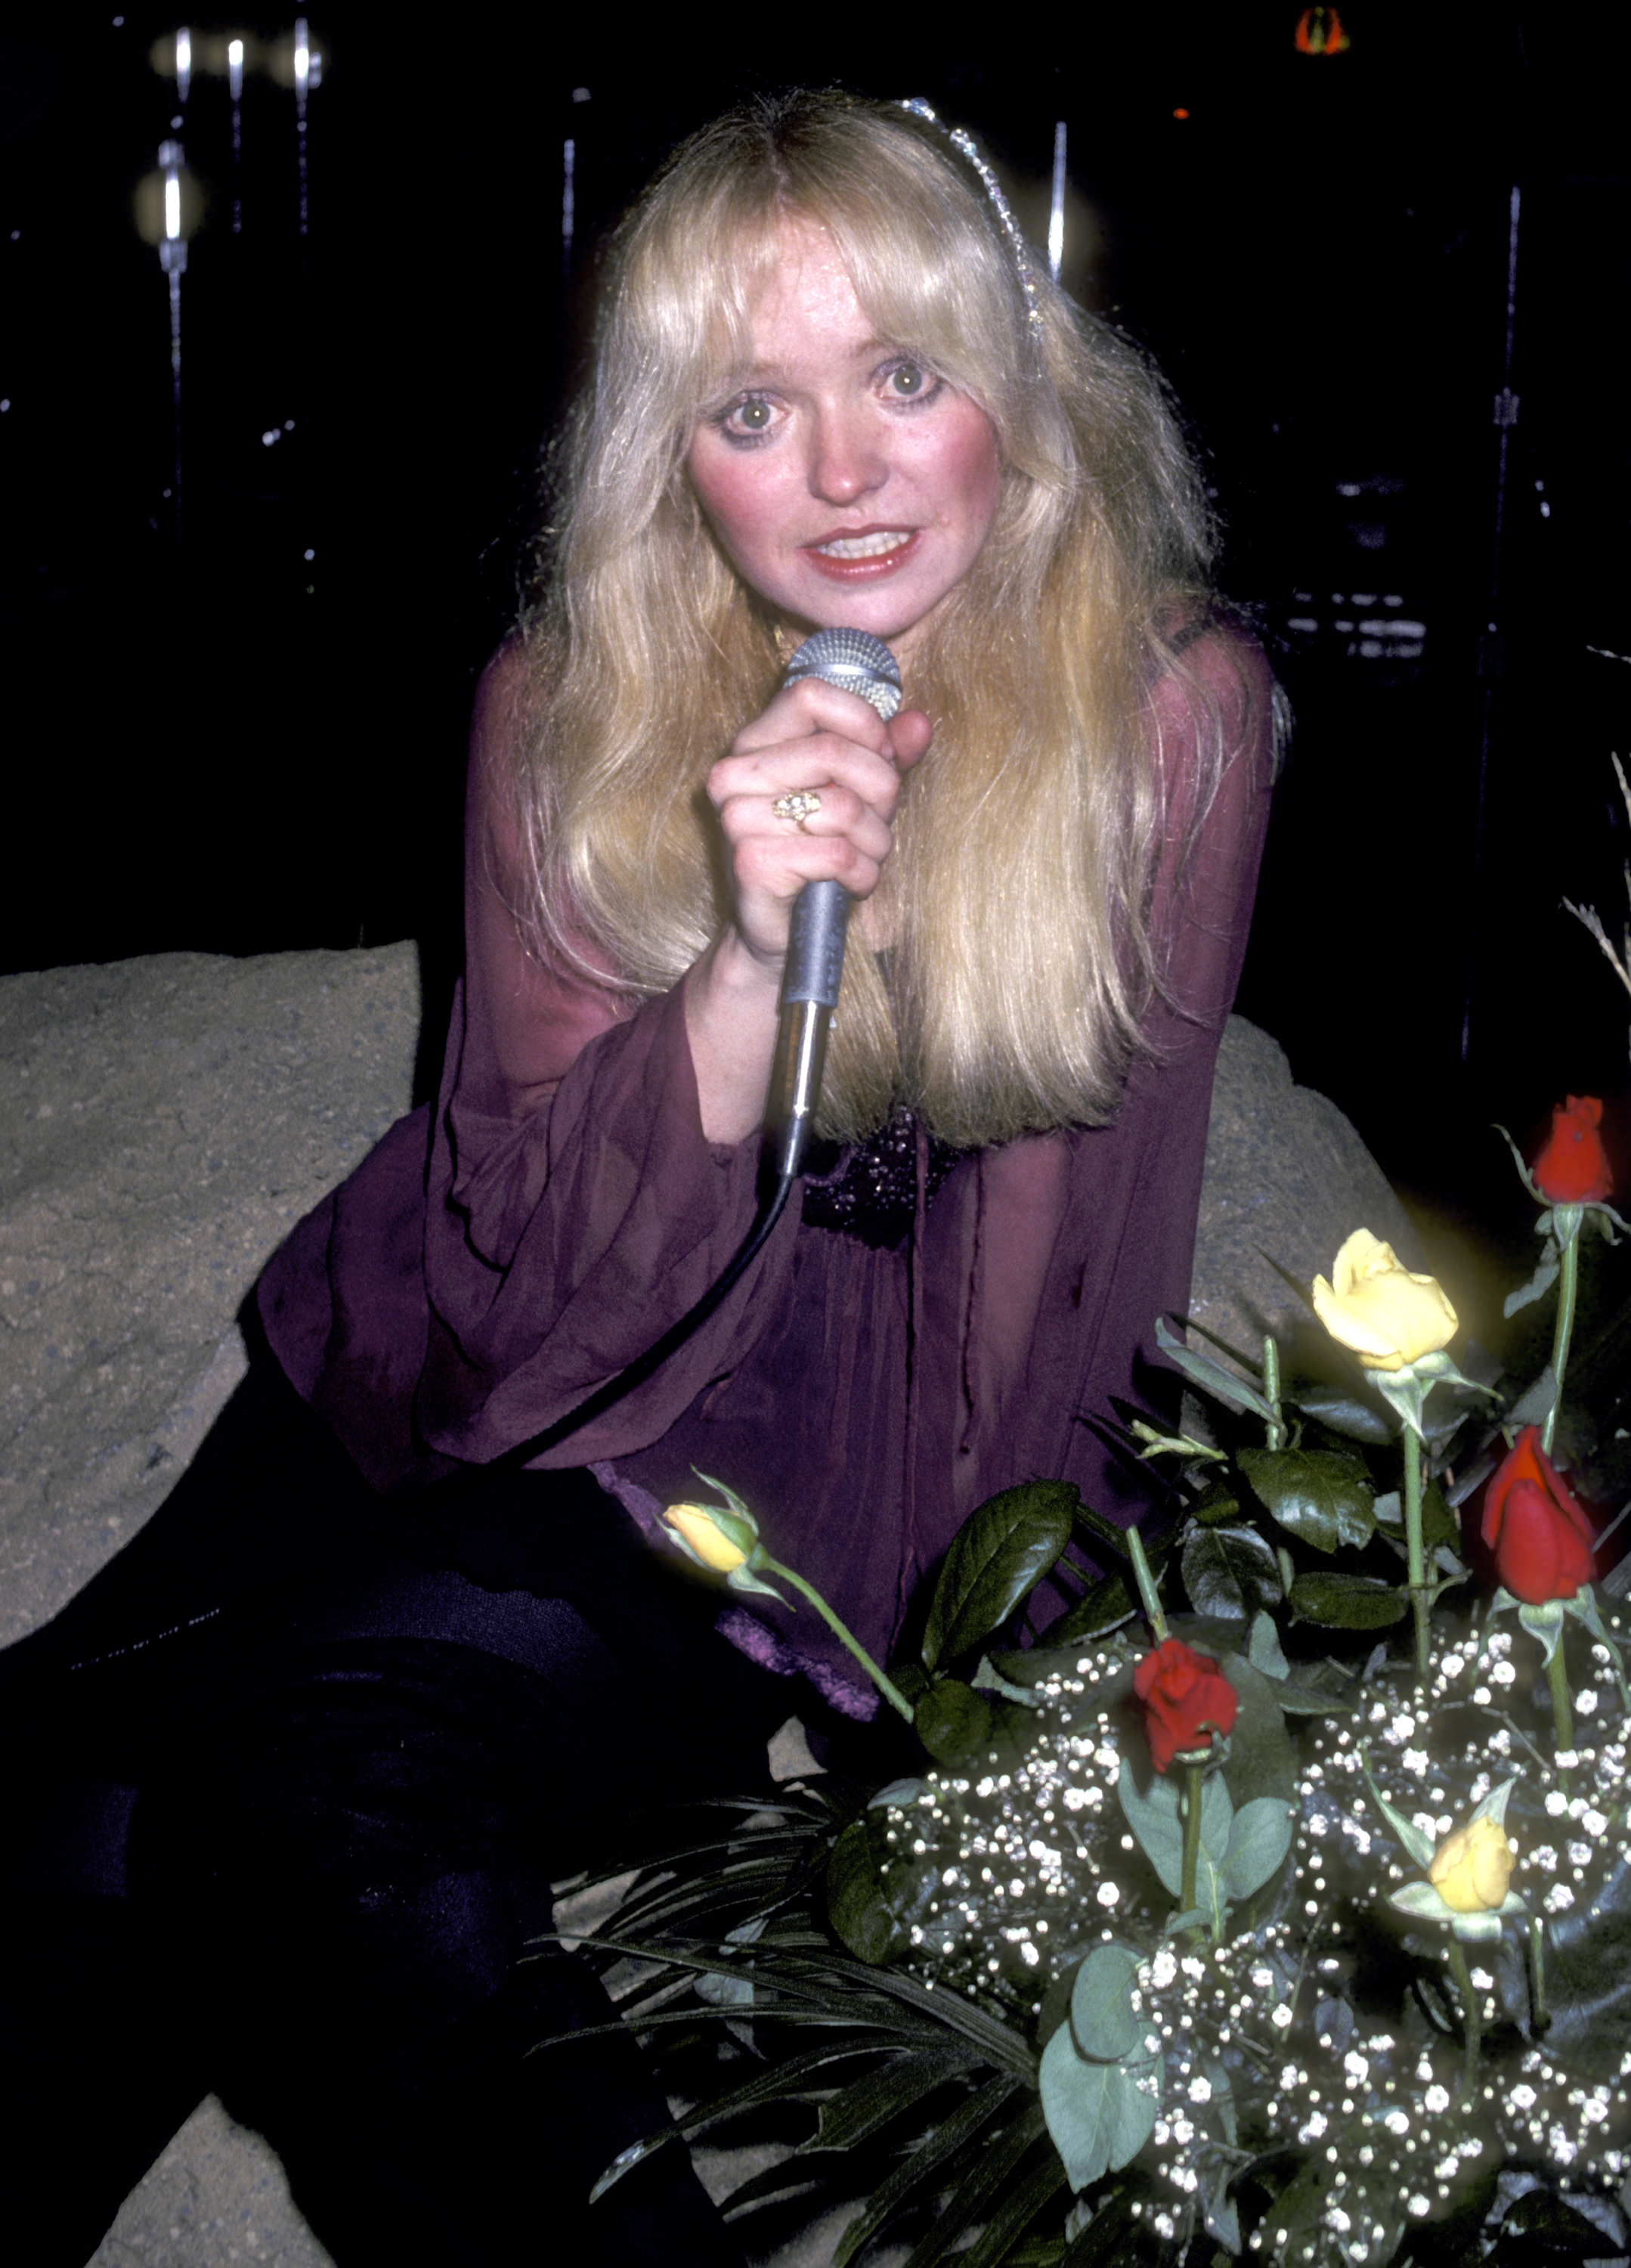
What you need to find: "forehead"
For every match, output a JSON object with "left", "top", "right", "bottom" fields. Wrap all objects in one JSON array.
[{"left": 742, "top": 221, "right": 877, "bottom": 361}]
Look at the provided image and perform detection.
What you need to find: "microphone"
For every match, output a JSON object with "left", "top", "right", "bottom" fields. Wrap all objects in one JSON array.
[{"left": 766, "top": 628, "right": 903, "bottom": 1182}]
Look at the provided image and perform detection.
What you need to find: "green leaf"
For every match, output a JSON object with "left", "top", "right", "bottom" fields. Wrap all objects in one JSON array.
[
  {"left": 1155, "top": 1314, "right": 1278, "bottom": 1422},
  {"left": 1118, "top": 1758, "right": 1232, "bottom": 1894},
  {"left": 1419, "top": 1475, "right": 1463, "bottom": 1557},
  {"left": 1069, "top": 1941, "right": 1144, "bottom": 2062},
  {"left": 1246, "top": 1610, "right": 1290, "bottom": 1680},
  {"left": 914, "top": 1678, "right": 996, "bottom": 1766},
  {"left": 831, "top": 2075, "right": 1020, "bottom": 2268},
  {"left": 1039, "top": 2032, "right": 1158, "bottom": 2191},
  {"left": 1288, "top": 1570, "right": 1408, "bottom": 1630},
  {"left": 1508, "top": 1363, "right": 1558, "bottom": 1430},
  {"left": 1237, "top": 1446, "right": 1376, "bottom": 1552},
  {"left": 814, "top": 2046, "right": 976, "bottom": 2152},
  {"left": 891, "top": 2099, "right": 1048, "bottom": 2268},
  {"left": 825, "top": 1818, "right": 909, "bottom": 1966},
  {"left": 1032, "top": 1567, "right": 1136, "bottom": 1647},
  {"left": 922, "top": 1481, "right": 1078, "bottom": 1672},
  {"left": 1189, "top": 1481, "right": 1246, "bottom": 1526},
  {"left": 1505, "top": 1250, "right": 1561, "bottom": 1318},
  {"left": 1223, "top": 1796, "right": 1293, "bottom": 1901},
  {"left": 1286, "top": 1379, "right": 1395, "bottom": 1445},
  {"left": 1181, "top": 1522, "right": 1284, "bottom": 1619}
]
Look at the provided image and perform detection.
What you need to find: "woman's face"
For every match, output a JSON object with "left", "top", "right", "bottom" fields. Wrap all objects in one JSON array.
[{"left": 686, "top": 221, "right": 1003, "bottom": 670}]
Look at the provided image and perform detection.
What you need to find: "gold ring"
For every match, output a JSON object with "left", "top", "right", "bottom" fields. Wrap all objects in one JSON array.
[{"left": 771, "top": 790, "right": 822, "bottom": 831}]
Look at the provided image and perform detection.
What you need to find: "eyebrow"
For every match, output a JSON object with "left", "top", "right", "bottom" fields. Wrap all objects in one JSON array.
[{"left": 736, "top": 336, "right": 901, "bottom": 383}]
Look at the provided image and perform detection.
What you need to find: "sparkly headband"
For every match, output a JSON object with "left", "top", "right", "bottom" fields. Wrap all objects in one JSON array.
[{"left": 897, "top": 97, "right": 1044, "bottom": 332}]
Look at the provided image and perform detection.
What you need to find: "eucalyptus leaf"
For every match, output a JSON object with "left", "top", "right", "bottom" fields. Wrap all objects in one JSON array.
[
  {"left": 1288, "top": 1570, "right": 1408, "bottom": 1631},
  {"left": 1223, "top": 1796, "right": 1294, "bottom": 1901},
  {"left": 1039, "top": 2031, "right": 1159, "bottom": 2191},
  {"left": 914, "top": 1678, "right": 996, "bottom": 1767},
  {"left": 922, "top": 1481, "right": 1078, "bottom": 1672},
  {"left": 1069, "top": 1941, "right": 1144, "bottom": 2062},
  {"left": 1181, "top": 1523, "right": 1284, "bottom": 1620},
  {"left": 1238, "top": 1445, "right": 1376, "bottom": 1552},
  {"left": 1118, "top": 1758, "right": 1233, "bottom": 1894},
  {"left": 1155, "top": 1314, "right": 1278, "bottom": 1422},
  {"left": 1246, "top": 1610, "right": 1290, "bottom": 1680}
]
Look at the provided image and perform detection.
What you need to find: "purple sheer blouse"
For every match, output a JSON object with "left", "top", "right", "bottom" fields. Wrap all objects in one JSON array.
[{"left": 260, "top": 628, "right": 1275, "bottom": 1715}]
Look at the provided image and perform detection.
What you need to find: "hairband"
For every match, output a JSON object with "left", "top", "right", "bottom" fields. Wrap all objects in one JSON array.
[{"left": 897, "top": 97, "right": 1045, "bottom": 332}]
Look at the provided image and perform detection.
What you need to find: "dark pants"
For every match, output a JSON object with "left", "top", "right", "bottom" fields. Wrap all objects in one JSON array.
[{"left": 0, "top": 1356, "right": 793, "bottom": 2265}]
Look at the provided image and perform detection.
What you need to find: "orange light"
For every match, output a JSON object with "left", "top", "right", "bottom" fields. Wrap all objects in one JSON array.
[
  {"left": 1295, "top": 5, "right": 1351, "bottom": 53},
  {"left": 1173, "top": 107, "right": 1190, "bottom": 119}
]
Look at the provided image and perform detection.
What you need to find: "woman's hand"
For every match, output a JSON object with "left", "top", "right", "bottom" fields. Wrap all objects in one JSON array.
[
  {"left": 686, "top": 676, "right": 931, "bottom": 1143},
  {"left": 708, "top": 675, "right": 930, "bottom": 965}
]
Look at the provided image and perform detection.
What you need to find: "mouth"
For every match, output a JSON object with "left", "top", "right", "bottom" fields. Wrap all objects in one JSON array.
[
  {"left": 812, "top": 528, "right": 916, "bottom": 559},
  {"left": 802, "top": 527, "right": 922, "bottom": 581}
]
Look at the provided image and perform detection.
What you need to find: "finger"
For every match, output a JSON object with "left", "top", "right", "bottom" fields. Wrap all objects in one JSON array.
[
  {"left": 733, "top": 674, "right": 897, "bottom": 760},
  {"left": 884, "top": 707, "right": 933, "bottom": 769},
  {"left": 710, "top": 735, "right": 905, "bottom": 823}
]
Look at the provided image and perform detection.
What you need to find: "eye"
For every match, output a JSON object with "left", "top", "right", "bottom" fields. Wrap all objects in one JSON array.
[
  {"left": 880, "top": 361, "right": 943, "bottom": 406},
  {"left": 711, "top": 392, "right": 781, "bottom": 445}
]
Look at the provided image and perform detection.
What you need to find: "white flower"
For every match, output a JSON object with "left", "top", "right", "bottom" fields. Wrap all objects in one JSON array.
[
  {"left": 1585, "top": 1808, "right": 1610, "bottom": 1836},
  {"left": 1409, "top": 2195, "right": 1431, "bottom": 2216},
  {"left": 1272, "top": 2005, "right": 1294, "bottom": 2029},
  {"left": 1188, "top": 2077, "right": 1212, "bottom": 2104},
  {"left": 1546, "top": 1791, "right": 1570, "bottom": 1817},
  {"left": 1096, "top": 1882, "right": 1119, "bottom": 1907},
  {"left": 1151, "top": 1949, "right": 1178, "bottom": 1988},
  {"left": 1299, "top": 2112, "right": 1328, "bottom": 2142},
  {"left": 1424, "top": 2085, "right": 1450, "bottom": 2112},
  {"left": 1385, "top": 2110, "right": 1410, "bottom": 2136}
]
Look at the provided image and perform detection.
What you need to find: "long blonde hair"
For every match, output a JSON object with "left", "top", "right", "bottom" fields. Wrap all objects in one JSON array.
[{"left": 510, "top": 91, "right": 1230, "bottom": 1148}]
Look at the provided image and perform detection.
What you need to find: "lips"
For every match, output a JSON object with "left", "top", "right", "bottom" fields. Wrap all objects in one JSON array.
[{"left": 801, "top": 526, "right": 923, "bottom": 582}]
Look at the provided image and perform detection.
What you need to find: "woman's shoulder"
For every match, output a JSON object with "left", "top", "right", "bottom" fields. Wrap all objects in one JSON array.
[{"left": 1149, "top": 609, "right": 1280, "bottom": 773}]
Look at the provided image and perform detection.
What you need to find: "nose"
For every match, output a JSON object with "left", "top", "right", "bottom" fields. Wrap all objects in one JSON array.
[{"left": 806, "top": 407, "right": 887, "bottom": 507}]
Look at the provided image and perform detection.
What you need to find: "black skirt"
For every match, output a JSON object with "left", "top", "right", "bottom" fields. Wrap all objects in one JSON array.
[{"left": 0, "top": 1343, "right": 797, "bottom": 2266}]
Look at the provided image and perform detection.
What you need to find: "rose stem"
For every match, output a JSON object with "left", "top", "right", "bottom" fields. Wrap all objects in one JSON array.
[
  {"left": 760, "top": 1559, "right": 916, "bottom": 1722},
  {"left": 1403, "top": 1423, "right": 1430, "bottom": 1689},
  {"left": 1542, "top": 1210, "right": 1582, "bottom": 1460},
  {"left": 1445, "top": 1938, "right": 1484, "bottom": 2106},
  {"left": 1181, "top": 1755, "right": 1205, "bottom": 1916},
  {"left": 1126, "top": 1526, "right": 1168, "bottom": 1643},
  {"left": 1546, "top": 1632, "right": 1575, "bottom": 1761},
  {"left": 1262, "top": 1334, "right": 1285, "bottom": 1451},
  {"left": 1527, "top": 1915, "right": 1550, "bottom": 2034}
]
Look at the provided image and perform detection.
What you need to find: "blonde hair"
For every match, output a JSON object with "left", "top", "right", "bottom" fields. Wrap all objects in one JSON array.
[{"left": 510, "top": 90, "right": 1232, "bottom": 1149}]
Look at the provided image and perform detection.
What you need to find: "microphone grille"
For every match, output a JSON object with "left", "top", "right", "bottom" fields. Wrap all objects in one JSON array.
[{"left": 781, "top": 627, "right": 902, "bottom": 721}]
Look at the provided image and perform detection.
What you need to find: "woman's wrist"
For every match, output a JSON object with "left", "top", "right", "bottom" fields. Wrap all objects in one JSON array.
[{"left": 684, "top": 926, "right": 785, "bottom": 1145}]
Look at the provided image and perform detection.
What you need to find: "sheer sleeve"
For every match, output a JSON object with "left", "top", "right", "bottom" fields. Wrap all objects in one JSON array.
[{"left": 412, "top": 645, "right": 803, "bottom": 1470}]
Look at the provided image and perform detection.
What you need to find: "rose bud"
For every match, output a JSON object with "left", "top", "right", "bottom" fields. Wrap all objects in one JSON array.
[
  {"left": 1428, "top": 1813, "right": 1516, "bottom": 1913},
  {"left": 663, "top": 1501, "right": 753, "bottom": 1574},
  {"left": 1132, "top": 1637, "right": 1239, "bottom": 1773},
  {"left": 1532, "top": 1095, "right": 1613, "bottom": 1206},
  {"left": 1312, "top": 1228, "right": 1458, "bottom": 1373},
  {"left": 1480, "top": 1426, "right": 1596, "bottom": 1605}
]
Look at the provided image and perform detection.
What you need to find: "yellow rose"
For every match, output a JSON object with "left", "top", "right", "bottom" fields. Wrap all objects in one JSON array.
[
  {"left": 1428, "top": 1814, "right": 1515, "bottom": 1913},
  {"left": 663, "top": 1502, "right": 750, "bottom": 1574},
  {"left": 1311, "top": 1228, "right": 1458, "bottom": 1372}
]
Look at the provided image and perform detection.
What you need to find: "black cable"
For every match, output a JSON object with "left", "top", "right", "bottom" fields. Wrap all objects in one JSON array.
[{"left": 441, "top": 1170, "right": 797, "bottom": 1488}]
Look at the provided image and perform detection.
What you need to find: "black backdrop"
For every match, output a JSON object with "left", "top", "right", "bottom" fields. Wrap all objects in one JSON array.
[{"left": 3, "top": 8, "right": 1628, "bottom": 1216}]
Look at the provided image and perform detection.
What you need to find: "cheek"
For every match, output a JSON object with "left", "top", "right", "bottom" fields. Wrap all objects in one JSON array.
[
  {"left": 686, "top": 446, "right": 783, "bottom": 565},
  {"left": 933, "top": 411, "right": 1003, "bottom": 539}
]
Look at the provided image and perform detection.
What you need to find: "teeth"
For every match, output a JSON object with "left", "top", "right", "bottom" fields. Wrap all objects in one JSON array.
[{"left": 816, "top": 529, "right": 911, "bottom": 559}]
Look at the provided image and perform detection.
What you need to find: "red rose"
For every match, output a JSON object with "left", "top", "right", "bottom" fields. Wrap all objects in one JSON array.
[
  {"left": 1532, "top": 1096, "right": 1612, "bottom": 1205},
  {"left": 1132, "top": 1638, "right": 1239, "bottom": 1772},
  {"left": 1480, "top": 1425, "right": 1596, "bottom": 1604}
]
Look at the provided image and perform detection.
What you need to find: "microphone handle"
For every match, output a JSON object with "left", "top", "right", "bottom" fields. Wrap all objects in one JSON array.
[
  {"left": 765, "top": 628, "right": 901, "bottom": 1180},
  {"left": 767, "top": 879, "right": 849, "bottom": 1183}
]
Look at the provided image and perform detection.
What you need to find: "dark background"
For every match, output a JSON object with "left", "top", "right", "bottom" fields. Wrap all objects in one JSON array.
[{"left": 3, "top": 8, "right": 1629, "bottom": 1239}]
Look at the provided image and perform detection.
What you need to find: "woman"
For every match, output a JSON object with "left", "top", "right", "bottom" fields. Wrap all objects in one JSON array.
[{"left": 1, "top": 91, "right": 1274, "bottom": 2266}]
